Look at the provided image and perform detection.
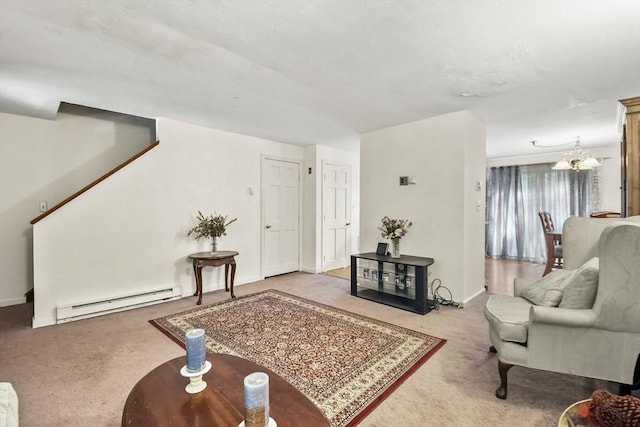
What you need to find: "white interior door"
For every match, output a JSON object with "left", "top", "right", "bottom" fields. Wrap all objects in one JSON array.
[
  {"left": 262, "top": 158, "right": 300, "bottom": 277},
  {"left": 322, "top": 162, "right": 352, "bottom": 271}
]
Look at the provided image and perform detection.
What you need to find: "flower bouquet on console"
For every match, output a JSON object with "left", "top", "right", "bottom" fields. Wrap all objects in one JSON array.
[{"left": 378, "top": 216, "right": 412, "bottom": 258}]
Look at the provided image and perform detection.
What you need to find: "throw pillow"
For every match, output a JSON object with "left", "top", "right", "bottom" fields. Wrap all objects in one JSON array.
[
  {"left": 521, "top": 269, "right": 573, "bottom": 307},
  {"left": 559, "top": 257, "right": 599, "bottom": 309}
]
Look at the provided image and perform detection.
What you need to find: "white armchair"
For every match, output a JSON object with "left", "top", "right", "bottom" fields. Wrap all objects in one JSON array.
[{"left": 484, "top": 216, "right": 640, "bottom": 399}]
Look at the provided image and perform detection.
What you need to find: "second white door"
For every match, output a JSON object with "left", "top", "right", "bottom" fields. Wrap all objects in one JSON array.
[{"left": 322, "top": 162, "right": 352, "bottom": 271}]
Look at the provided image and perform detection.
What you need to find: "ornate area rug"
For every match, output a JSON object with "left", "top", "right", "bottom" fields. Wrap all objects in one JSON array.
[{"left": 150, "top": 289, "right": 445, "bottom": 426}]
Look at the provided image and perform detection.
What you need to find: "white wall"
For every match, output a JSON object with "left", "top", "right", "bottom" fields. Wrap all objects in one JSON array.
[
  {"left": 32, "top": 118, "right": 305, "bottom": 327},
  {"left": 487, "top": 145, "right": 621, "bottom": 212},
  {"left": 0, "top": 107, "right": 153, "bottom": 306},
  {"left": 360, "top": 110, "right": 486, "bottom": 304}
]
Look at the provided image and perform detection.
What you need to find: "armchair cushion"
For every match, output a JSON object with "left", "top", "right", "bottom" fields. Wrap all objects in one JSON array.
[
  {"left": 521, "top": 269, "right": 573, "bottom": 307},
  {"left": 484, "top": 294, "right": 532, "bottom": 344},
  {"left": 559, "top": 257, "right": 599, "bottom": 309}
]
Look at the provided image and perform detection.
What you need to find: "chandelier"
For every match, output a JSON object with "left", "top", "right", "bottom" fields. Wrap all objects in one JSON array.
[
  {"left": 531, "top": 137, "right": 601, "bottom": 171},
  {"left": 552, "top": 138, "right": 601, "bottom": 171}
]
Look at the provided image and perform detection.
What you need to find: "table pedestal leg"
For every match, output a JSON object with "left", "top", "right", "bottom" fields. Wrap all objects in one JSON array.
[
  {"left": 193, "top": 261, "right": 204, "bottom": 305},
  {"left": 229, "top": 262, "right": 236, "bottom": 298},
  {"left": 224, "top": 264, "right": 229, "bottom": 292}
]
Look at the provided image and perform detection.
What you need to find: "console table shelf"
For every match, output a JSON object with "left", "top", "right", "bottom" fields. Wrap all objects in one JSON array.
[{"left": 350, "top": 253, "right": 435, "bottom": 314}]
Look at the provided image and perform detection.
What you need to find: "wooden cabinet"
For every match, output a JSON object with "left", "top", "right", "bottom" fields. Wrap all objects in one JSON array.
[{"left": 621, "top": 96, "right": 640, "bottom": 217}]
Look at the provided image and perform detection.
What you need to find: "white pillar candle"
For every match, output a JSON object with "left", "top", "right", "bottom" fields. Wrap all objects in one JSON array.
[
  {"left": 185, "top": 328, "right": 206, "bottom": 372},
  {"left": 244, "top": 372, "right": 269, "bottom": 427}
]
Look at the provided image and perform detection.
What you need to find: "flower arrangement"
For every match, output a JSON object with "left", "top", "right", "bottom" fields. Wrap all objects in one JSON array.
[
  {"left": 187, "top": 211, "right": 237, "bottom": 240},
  {"left": 378, "top": 216, "right": 412, "bottom": 240}
]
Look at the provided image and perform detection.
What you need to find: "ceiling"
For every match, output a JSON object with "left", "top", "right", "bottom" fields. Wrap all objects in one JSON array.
[{"left": 1, "top": 1, "right": 639, "bottom": 158}]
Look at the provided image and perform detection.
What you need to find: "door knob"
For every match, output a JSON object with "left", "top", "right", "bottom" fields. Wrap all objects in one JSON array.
[
  {"left": 345, "top": 222, "right": 351, "bottom": 226},
  {"left": 265, "top": 224, "right": 272, "bottom": 229}
]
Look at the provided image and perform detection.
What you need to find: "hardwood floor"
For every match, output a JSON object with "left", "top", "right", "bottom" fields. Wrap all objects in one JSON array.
[
  {"left": 323, "top": 266, "right": 350, "bottom": 280},
  {"left": 485, "top": 257, "right": 545, "bottom": 295}
]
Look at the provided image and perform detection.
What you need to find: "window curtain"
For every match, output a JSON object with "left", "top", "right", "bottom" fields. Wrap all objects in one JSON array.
[{"left": 486, "top": 163, "right": 599, "bottom": 263}]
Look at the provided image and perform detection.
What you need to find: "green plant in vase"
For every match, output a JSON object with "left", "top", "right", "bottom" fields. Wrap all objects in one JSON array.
[{"left": 188, "top": 211, "right": 237, "bottom": 252}]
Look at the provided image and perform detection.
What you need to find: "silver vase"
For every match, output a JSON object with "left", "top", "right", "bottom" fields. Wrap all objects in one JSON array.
[{"left": 391, "top": 238, "right": 400, "bottom": 258}]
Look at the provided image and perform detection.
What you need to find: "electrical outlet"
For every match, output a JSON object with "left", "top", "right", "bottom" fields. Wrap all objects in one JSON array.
[{"left": 39, "top": 202, "right": 47, "bottom": 212}]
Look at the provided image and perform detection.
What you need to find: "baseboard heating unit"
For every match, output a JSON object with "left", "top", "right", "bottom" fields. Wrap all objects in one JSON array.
[{"left": 56, "top": 286, "right": 181, "bottom": 323}]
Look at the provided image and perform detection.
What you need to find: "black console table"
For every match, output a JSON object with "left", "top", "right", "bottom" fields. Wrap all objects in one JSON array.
[{"left": 350, "top": 253, "right": 435, "bottom": 314}]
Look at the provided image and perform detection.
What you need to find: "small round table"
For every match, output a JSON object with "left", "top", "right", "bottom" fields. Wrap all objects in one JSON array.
[
  {"left": 121, "top": 353, "right": 330, "bottom": 426},
  {"left": 188, "top": 251, "right": 239, "bottom": 305}
]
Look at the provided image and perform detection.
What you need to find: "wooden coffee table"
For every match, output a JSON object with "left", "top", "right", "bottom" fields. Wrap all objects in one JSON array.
[{"left": 122, "top": 353, "right": 330, "bottom": 426}]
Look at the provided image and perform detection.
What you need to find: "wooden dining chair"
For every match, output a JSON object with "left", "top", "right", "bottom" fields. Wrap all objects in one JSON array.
[
  {"left": 538, "top": 211, "right": 563, "bottom": 275},
  {"left": 538, "top": 211, "right": 555, "bottom": 233}
]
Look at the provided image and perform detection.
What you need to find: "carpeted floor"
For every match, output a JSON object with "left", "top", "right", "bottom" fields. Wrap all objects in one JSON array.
[
  {"left": 0, "top": 269, "right": 621, "bottom": 426},
  {"left": 151, "top": 289, "right": 445, "bottom": 426}
]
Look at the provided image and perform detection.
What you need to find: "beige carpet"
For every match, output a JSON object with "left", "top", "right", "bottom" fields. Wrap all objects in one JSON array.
[
  {"left": 151, "top": 289, "right": 445, "bottom": 426},
  {"left": 0, "top": 271, "right": 618, "bottom": 426}
]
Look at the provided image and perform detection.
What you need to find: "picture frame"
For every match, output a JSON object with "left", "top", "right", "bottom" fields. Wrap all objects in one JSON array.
[{"left": 376, "top": 242, "right": 388, "bottom": 256}]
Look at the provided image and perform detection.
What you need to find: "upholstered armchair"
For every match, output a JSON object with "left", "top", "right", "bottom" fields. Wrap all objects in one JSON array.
[{"left": 484, "top": 216, "right": 640, "bottom": 399}]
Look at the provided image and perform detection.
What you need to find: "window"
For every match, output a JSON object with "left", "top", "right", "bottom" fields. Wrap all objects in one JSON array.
[{"left": 486, "top": 163, "right": 598, "bottom": 263}]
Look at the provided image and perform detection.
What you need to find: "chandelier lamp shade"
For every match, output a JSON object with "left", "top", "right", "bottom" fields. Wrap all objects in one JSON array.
[{"left": 543, "top": 138, "right": 602, "bottom": 171}]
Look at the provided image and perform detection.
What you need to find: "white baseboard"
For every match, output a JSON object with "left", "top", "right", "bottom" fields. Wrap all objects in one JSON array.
[
  {"left": 199, "top": 275, "right": 264, "bottom": 293},
  {"left": 463, "top": 287, "right": 486, "bottom": 304},
  {"left": 0, "top": 297, "right": 26, "bottom": 307},
  {"left": 300, "top": 267, "right": 321, "bottom": 274},
  {"left": 235, "top": 276, "right": 265, "bottom": 286},
  {"left": 32, "top": 315, "right": 56, "bottom": 328}
]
